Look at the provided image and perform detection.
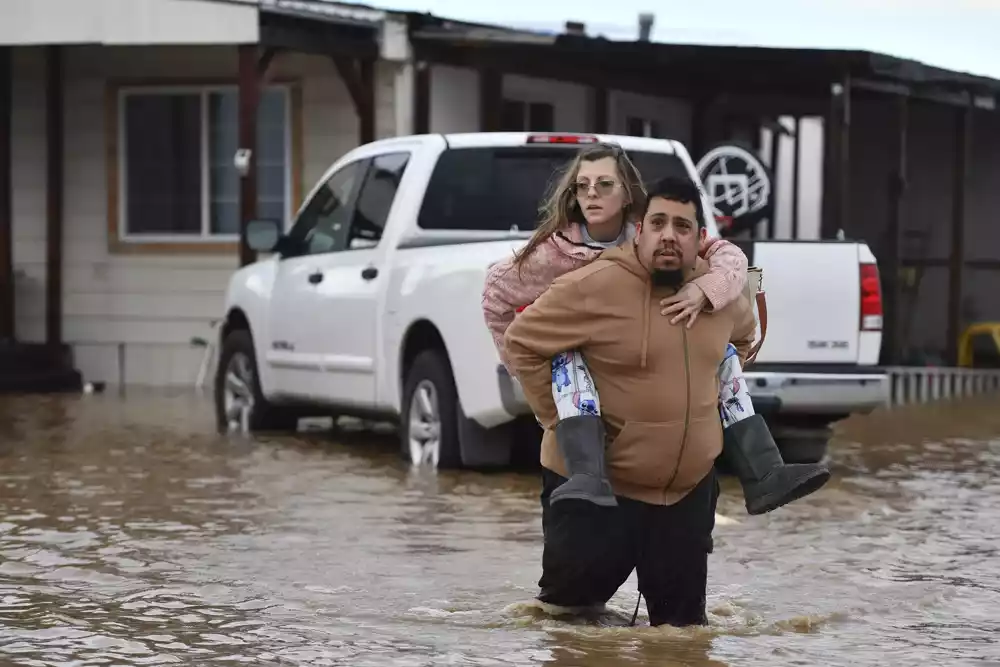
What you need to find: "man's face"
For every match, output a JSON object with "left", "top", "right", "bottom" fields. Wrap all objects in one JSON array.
[{"left": 635, "top": 196, "right": 705, "bottom": 278}]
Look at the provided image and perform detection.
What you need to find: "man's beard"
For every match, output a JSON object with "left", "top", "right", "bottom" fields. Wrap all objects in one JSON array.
[{"left": 651, "top": 268, "right": 684, "bottom": 288}]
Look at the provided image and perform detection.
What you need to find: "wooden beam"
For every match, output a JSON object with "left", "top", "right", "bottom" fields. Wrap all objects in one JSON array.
[
  {"left": 238, "top": 44, "right": 260, "bottom": 268},
  {"left": 359, "top": 59, "right": 374, "bottom": 144},
  {"left": 332, "top": 56, "right": 375, "bottom": 145},
  {"left": 45, "top": 45, "right": 63, "bottom": 347},
  {"left": 258, "top": 46, "right": 280, "bottom": 85},
  {"left": 413, "top": 60, "right": 430, "bottom": 134},
  {"left": 790, "top": 115, "right": 802, "bottom": 240},
  {"left": 478, "top": 68, "right": 502, "bottom": 132},
  {"left": 838, "top": 76, "right": 852, "bottom": 240},
  {"left": 946, "top": 97, "right": 972, "bottom": 366},
  {"left": 821, "top": 77, "right": 850, "bottom": 239},
  {"left": 592, "top": 86, "right": 608, "bottom": 133},
  {"left": 883, "top": 95, "right": 908, "bottom": 365},
  {"left": 0, "top": 47, "right": 12, "bottom": 342}
]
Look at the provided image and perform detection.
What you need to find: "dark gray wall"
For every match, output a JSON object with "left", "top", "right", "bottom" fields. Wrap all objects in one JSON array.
[{"left": 844, "top": 98, "right": 1000, "bottom": 364}]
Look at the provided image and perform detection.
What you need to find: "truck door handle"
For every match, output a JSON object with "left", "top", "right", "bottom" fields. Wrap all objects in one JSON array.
[
  {"left": 361, "top": 267, "right": 378, "bottom": 281},
  {"left": 308, "top": 271, "right": 324, "bottom": 285}
]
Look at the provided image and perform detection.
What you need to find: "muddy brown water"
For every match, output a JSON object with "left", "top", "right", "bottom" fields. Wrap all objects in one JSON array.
[{"left": 1, "top": 390, "right": 999, "bottom": 666}]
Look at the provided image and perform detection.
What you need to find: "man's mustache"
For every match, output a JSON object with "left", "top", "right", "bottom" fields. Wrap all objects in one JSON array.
[{"left": 654, "top": 246, "right": 681, "bottom": 257}]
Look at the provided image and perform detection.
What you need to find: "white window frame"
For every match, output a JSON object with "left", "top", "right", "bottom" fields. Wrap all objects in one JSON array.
[{"left": 117, "top": 83, "right": 293, "bottom": 244}]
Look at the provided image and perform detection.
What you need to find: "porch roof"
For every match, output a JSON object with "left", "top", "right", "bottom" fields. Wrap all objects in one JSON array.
[
  {"left": 408, "top": 16, "right": 1000, "bottom": 108},
  {"left": 257, "top": 1, "right": 382, "bottom": 59}
]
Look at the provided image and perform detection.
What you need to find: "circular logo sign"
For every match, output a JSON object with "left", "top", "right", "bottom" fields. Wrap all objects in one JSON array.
[{"left": 695, "top": 143, "right": 773, "bottom": 237}]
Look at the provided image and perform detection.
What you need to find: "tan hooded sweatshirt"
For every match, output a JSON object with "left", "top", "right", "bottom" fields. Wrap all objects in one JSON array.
[{"left": 503, "top": 242, "right": 758, "bottom": 506}]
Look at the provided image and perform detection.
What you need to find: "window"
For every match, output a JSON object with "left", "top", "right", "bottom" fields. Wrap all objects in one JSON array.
[
  {"left": 350, "top": 152, "right": 410, "bottom": 247},
  {"left": 626, "top": 116, "right": 663, "bottom": 138},
  {"left": 287, "top": 161, "right": 365, "bottom": 257},
  {"left": 117, "top": 84, "right": 291, "bottom": 243},
  {"left": 283, "top": 152, "right": 411, "bottom": 257},
  {"left": 418, "top": 147, "right": 689, "bottom": 232},
  {"left": 500, "top": 100, "right": 555, "bottom": 132}
]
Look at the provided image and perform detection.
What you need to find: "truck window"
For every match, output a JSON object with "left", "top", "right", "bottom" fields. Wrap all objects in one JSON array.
[
  {"left": 417, "top": 146, "right": 689, "bottom": 232},
  {"left": 349, "top": 152, "right": 410, "bottom": 249},
  {"left": 285, "top": 160, "right": 365, "bottom": 257}
]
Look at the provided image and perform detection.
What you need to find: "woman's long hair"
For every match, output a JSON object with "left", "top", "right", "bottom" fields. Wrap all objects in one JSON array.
[{"left": 513, "top": 142, "right": 647, "bottom": 274}]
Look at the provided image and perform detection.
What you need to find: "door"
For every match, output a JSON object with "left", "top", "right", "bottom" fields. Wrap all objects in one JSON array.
[
  {"left": 306, "top": 151, "right": 412, "bottom": 408},
  {"left": 266, "top": 159, "right": 367, "bottom": 400}
]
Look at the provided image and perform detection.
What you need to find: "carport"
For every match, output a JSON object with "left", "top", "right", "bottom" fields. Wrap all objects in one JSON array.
[{"left": 406, "top": 17, "right": 1000, "bottom": 366}]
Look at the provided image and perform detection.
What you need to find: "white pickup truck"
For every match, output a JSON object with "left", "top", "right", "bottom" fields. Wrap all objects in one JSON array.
[{"left": 214, "top": 131, "right": 890, "bottom": 468}]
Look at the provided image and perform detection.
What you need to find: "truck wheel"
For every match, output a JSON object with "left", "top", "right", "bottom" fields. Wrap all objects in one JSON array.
[
  {"left": 400, "top": 349, "right": 463, "bottom": 469},
  {"left": 771, "top": 424, "right": 832, "bottom": 464},
  {"left": 214, "top": 329, "right": 300, "bottom": 434}
]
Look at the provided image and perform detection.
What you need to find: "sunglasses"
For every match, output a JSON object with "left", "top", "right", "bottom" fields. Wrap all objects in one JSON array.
[{"left": 573, "top": 179, "right": 620, "bottom": 197}]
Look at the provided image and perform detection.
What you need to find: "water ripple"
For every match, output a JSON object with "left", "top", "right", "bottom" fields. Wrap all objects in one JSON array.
[{"left": 1, "top": 391, "right": 999, "bottom": 665}]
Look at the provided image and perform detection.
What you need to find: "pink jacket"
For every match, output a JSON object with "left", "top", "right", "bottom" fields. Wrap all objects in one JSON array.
[{"left": 482, "top": 222, "right": 748, "bottom": 371}]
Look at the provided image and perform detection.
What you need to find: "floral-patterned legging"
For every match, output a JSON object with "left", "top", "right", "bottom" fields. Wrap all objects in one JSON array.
[{"left": 550, "top": 344, "right": 754, "bottom": 428}]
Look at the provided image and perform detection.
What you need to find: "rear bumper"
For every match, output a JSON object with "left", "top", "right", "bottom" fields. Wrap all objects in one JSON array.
[
  {"left": 498, "top": 364, "right": 890, "bottom": 419},
  {"left": 745, "top": 366, "right": 890, "bottom": 415}
]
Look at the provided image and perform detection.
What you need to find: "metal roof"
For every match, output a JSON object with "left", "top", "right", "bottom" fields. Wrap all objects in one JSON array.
[
  {"left": 258, "top": 0, "right": 384, "bottom": 27},
  {"left": 203, "top": 0, "right": 1000, "bottom": 101},
  {"left": 409, "top": 19, "right": 1000, "bottom": 102}
]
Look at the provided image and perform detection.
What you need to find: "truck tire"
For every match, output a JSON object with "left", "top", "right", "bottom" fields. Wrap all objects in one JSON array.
[
  {"left": 214, "top": 329, "right": 300, "bottom": 434},
  {"left": 400, "top": 349, "right": 463, "bottom": 469},
  {"left": 771, "top": 424, "right": 832, "bottom": 464}
]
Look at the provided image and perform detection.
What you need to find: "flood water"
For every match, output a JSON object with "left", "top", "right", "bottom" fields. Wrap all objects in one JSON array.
[{"left": 1, "top": 390, "right": 999, "bottom": 666}]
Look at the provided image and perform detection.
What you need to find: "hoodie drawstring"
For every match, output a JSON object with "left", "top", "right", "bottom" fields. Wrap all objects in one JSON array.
[{"left": 640, "top": 279, "right": 651, "bottom": 369}]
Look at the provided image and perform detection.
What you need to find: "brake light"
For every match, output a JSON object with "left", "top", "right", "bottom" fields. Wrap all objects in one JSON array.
[
  {"left": 859, "top": 263, "right": 883, "bottom": 331},
  {"left": 526, "top": 134, "right": 599, "bottom": 144}
]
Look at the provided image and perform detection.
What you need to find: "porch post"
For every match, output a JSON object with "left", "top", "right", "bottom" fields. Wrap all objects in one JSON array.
[
  {"left": 821, "top": 76, "right": 851, "bottom": 239},
  {"left": 478, "top": 68, "right": 502, "bottom": 131},
  {"left": 883, "top": 94, "right": 908, "bottom": 365},
  {"left": 45, "top": 45, "right": 64, "bottom": 347},
  {"left": 946, "top": 95, "right": 972, "bottom": 366},
  {"left": 0, "top": 46, "right": 13, "bottom": 342},
  {"left": 592, "top": 86, "right": 608, "bottom": 133},
  {"left": 413, "top": 60, "right": 430, "bottom": 134},
  {"left": 359, "top": 59, "right": 375, "bottom": 144},
  {"left": 237, "top": 44, "right": 260, "bottom": 268},
  {"left": 790, "top": 115, "right": 802, "bottom": 240}
]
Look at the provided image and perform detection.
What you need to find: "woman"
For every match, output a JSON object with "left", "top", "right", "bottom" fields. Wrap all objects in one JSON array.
[{"left": 481, "top": 141, "right": 829, "bottom": 515}]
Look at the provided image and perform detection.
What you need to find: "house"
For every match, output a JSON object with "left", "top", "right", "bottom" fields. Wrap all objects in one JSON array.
[{"left": 2, "top": 0, "right": 999, "bottom": 390}]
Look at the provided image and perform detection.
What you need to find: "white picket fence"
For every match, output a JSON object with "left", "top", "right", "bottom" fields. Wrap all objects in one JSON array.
[{"left": 887, "top": 366, "right": 1000, "bottom": 407}]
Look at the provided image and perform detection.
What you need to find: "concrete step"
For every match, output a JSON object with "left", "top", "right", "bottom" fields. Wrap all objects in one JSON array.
[{"left": 0, "top": 342, "right": 83, "bottom": 393}]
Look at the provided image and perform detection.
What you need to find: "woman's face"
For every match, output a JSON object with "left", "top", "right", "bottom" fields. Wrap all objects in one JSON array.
[{"left": 574, "top": 157, "right": 627, "bottom": 230}]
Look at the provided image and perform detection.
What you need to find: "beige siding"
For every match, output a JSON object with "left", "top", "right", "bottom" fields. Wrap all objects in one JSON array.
[
  {"left": 1, "top": 0, "right": 258, "bottom": 46},
  {"left": 10, "top": 44, "right": 395, "bottom": 387},
  {"left": 11, "top": 47, "right": 48, "bottom": 345}
]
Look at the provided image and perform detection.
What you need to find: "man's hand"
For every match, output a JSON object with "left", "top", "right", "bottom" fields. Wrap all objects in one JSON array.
[{"left": 660, "top": 283, "right": 708, "bottom": 328}]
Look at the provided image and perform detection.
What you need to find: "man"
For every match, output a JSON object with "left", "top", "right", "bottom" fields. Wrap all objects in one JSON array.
[{"left": 503, "top": 176, "right": 757, "bottom": 627}]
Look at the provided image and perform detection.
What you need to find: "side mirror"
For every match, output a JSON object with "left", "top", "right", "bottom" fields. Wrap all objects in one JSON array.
[{"left": 246, "top": 218, "right": 282, "bottom": 253}]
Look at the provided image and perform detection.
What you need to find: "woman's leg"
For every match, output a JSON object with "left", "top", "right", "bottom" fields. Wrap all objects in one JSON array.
[
  {"left": 718, "top": 344, "right": 754, "bottom": 428},
  {"left": 552, "top": 350, "right": 601, "bottom": 420},
  {"left": 717, "top": 345, "right": 831, "bottom": 515},
  {"left": 548, "top": 351, "right": 617, "bottom": 507}
]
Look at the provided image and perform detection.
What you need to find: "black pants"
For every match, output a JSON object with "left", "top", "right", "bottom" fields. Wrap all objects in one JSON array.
[{"left": 537, "top": 467, "right": 719, "bottom": 627}]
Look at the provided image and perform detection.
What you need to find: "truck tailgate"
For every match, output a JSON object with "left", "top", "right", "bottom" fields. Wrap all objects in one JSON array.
[{"left": 751, "top": 242, "right": 861, "bottom": 364}]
